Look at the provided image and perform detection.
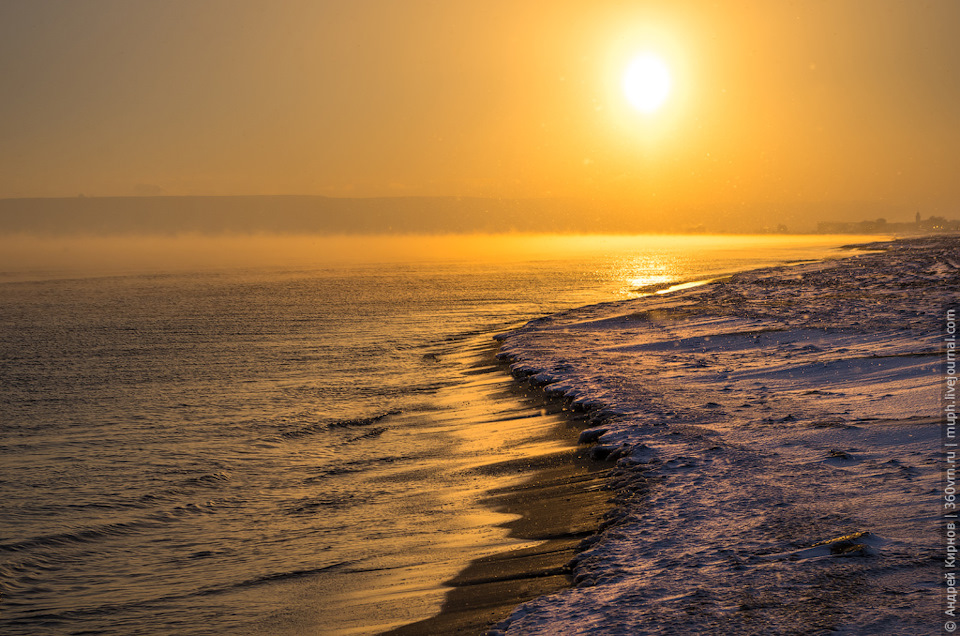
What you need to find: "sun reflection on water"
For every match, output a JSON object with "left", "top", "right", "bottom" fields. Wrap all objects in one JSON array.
[
  {"left": 627, "top": 273, "right": 673, "bottom": 290},
  {"left": 613, "top": 253, "right": 686, "bottom": 296}
]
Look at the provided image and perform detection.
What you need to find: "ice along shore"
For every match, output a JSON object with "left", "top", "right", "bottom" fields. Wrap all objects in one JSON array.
[{"left": 487, "top": 235, "right": 956, "bottom": 635}]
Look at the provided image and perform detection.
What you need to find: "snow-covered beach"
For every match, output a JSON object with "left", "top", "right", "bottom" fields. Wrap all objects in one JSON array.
[{"left": 491, "top": 235, "right": 956, "bottom": 635}]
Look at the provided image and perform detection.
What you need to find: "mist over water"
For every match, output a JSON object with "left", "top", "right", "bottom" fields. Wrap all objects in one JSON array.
[
  {"left": 0, "top": 233, "right": 875, "bottom": 634},
  {"left": 0, "top": 232, "right": 868, "bottom": 281}
]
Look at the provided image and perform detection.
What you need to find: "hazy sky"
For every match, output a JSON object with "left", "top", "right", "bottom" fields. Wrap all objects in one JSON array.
[{"left": 1, "top": 0, "right": 958, "bottom": 218}]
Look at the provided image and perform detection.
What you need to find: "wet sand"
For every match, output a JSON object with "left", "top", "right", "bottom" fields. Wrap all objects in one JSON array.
[{"left": 385, "top": 371, "right": 615, "bottom": 635}]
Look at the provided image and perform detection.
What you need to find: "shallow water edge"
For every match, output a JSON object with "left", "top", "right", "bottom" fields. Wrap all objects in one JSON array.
[{"left": 382, "top": 344, "right": 617, "bottom": 635}]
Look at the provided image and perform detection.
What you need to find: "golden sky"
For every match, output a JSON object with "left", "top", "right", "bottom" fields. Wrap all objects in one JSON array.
[{"left": 0, "top": 0, "right": 957, "bottom": 220}]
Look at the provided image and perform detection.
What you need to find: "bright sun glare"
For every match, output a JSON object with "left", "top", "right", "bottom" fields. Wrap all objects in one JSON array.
[{"left": 622, "top": 53, "right": 672, "bottom": 114}]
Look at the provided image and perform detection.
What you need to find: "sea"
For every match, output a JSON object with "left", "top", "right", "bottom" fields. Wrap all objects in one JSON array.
[{"left": 0, "top": 233, "right": 871, "bottom": 635}]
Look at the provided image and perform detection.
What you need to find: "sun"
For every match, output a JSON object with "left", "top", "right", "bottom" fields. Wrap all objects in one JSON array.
[{"left": 622, "top": 53, "right": 672, "bottom": 114}]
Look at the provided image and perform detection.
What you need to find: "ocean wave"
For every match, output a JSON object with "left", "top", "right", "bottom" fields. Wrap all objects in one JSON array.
[
  {"left": 279, "top": 409, "right": 401, "bottom": 440},
  {"left": 0, "top": 501, "right": 219, "bottom": 555},
  {"left": 284, "top": 494, "right": 362, "bottom": 515},
  {"left": 1, "top": 561, "right": 355, "bottom": 625},
  {"left": 136, "top": 472, "right": 233, "bottom": 506}
]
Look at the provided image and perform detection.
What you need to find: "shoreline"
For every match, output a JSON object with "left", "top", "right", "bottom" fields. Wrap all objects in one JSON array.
[{"left": 383, "top": 352, "right": 616, "bottom": 635}]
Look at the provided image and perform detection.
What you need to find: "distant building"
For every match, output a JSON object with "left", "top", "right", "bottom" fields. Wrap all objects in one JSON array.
[{"left": 817, "top": 213, "right": 960, "bottom": 234}]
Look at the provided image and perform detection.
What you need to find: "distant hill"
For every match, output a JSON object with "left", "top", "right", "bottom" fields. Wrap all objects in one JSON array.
[
  {"left": 2, "top": 195, "right": 932, "bottom": 235},
  {"left": 0, "top": 195, "right": 627, "bottom": 235}
]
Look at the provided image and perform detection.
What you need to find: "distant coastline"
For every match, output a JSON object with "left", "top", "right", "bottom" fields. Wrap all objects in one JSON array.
[
  {"left": 1, "top": 195, "right": 955, "bottom": 236},
  {"left": 816, "top": 212, "right": 960, "bottom": 234}
]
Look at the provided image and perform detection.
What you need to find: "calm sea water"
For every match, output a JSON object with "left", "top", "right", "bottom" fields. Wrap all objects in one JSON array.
[{"left": 0, "top": 234, "right": 868, "bottom": 635}]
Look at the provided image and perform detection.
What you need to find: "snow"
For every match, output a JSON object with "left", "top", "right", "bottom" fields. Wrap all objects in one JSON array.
[{"left": 490, "top": 236, "right": 958, "bottom": 634}]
